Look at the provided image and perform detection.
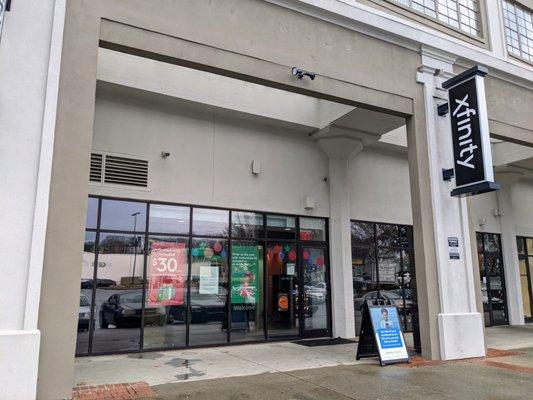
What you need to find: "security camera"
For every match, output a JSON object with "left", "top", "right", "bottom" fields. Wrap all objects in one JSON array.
[{"left": 291, "top": 67, "right": 316, "bottom": 80}]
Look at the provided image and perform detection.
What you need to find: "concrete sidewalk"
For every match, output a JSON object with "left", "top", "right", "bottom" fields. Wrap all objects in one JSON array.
[
  {"left": 73, "top": 325, "right": 533, "bottom": 399},
  {"left": 149, "top": 352, "right": 533, "bottom": 400}
]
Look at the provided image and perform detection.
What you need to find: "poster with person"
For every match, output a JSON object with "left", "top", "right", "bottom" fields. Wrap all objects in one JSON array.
[
  {"left": 148, "top": 241, "right": 186, "bottom": 305},
  {"left": 369, "top": 306, "right": 409, "bottom": 363},
  {"left": 231, "top": 245, "right": 259, "bottom": 309}
]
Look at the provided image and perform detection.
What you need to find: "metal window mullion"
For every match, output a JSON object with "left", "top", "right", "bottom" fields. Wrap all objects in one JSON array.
[
  {"left": 139, "top": 204, "right": 150, "bottom": 351},
  {"left": 186, "top": 207, "right": 193, "bottom": 347},
  {"left": 86, "top": 197, "right": 102, "bottom": 355},
  {"left": 227, "top": 211, "right": 232, "bottom": 344}
]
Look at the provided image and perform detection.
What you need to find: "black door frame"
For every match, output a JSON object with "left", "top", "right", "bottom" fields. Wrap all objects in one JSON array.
[{"left": 298, "top": 243, "right": 332, "bottom": 339}]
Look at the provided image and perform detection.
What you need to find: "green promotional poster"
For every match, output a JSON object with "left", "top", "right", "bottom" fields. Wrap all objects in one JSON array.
[{"left": 231, "top": 245, "right": 259, "bottom": 305}]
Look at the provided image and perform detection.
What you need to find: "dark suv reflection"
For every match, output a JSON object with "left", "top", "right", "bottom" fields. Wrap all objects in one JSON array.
[
  {"left": 99, "top": 292, "right": 165, "bottom": 328},
  {"left": 168, "top": 292, "right": 226, "bottom": 324}
]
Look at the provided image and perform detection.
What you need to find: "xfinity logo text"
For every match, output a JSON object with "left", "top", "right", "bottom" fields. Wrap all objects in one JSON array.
[{"left": 452, "top": 94, "right": 478, "bottom": 169}]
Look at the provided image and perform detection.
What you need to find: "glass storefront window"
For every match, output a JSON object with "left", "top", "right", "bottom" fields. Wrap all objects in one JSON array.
[
  {"left": 477, "top": 232, "right": 508, "bottom": 327},
  {"left": 351, "top": 221, "right": 374, "bottom": 245},
  {"left": 91, "top": 233, "right": 145, "bottom": 353},
  {"left": 192, "top": 208, "right": 229, "bottom": 237},
  {"left": 79, "top": 196, "right": 331, "bottom": 355},
  {"left": 399, "top": 226, "right": 413, "bottom": 248},
  {"left": 527, "top": 238, "right": 533, "bottom": 255},
  {"left": 266, "top": 215, "right": 297, "bottom": 240},
  {"left": 143, "top": 236, "right": 189, "bottom": 350},
  {"left": 231, "top": 211, "right": 264, "bottom": 238},
  {"left": 299, "top": 217, "right": 326, "bottom": 241},
  {"left": 86, "top": 197, "right": 99, "bottom": 229},
  {"left": 189, "top": 238, "right": 229, "bottom": 346},
  {"left": 149, "top": 204, "right": 190, "bottom": 235},
  {"left": 517, "top": 237, "right": 525, "bottom": 255},
  {"left": 100, "top": 199, "right": 147, "bottom": 232},
  {"left": 484, "top": 233, "right": 501, "bottom": 253},
  {"left": 230, "top": 241, "right": 264, "bottom": 342},
  {"left": 376, "top": 223, "right": 399, "bottom": 247},
  {"left": 351, "top": 220, "right": 415, "bottom": 334},
  {"left": 302, "top": 247, "right": 328, "bottom": 330},
  {"left": 352, "top": 246, "right": 377, "bottom": 334}
]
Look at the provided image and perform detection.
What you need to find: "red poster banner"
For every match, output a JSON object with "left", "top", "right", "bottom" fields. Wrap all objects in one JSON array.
[{"left": 148, "top": 242, "right": 186, "bottom": 305}]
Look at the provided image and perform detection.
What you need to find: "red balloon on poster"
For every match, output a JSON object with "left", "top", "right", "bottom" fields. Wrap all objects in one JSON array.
[
  {"left": 213, "top": 242, "right": 222, "bottom": 252},
  {"left": 288, "top": 250, "right": 297, "bottom": 261},
  {"left": 303, "top": 250, "right": 310, "bottom": 260},
  {"left": 316, "top": 256, "right": 325, "bottom": 267}
]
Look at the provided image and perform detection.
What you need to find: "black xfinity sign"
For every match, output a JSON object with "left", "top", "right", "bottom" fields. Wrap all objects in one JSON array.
[{"left": 442, "top": 66, "right": 500, "bottom": 197}]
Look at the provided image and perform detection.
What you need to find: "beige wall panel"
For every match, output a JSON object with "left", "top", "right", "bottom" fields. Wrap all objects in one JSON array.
[
  {"left": 91, "top": 86, "right": 330, "bottom": 217},
  {"left": 93, "top": 0, "right": 421, "bottom": 101},
  {"left": 512, "top": 181, "right": 533, "bottom": 237},
  {"left": 485, "top": 77, "right": 533, "bottom": 145},
  {"left": 468, "top": 192, "right": 501, "bottom": 234},
  {"left": 349, "top": 147, "right": 413, "bottom": 224}
]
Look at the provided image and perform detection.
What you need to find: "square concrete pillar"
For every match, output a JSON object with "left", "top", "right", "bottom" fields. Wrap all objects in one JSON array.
[{"left": 408, "top": 49, "right": 486, "bottom": 360}]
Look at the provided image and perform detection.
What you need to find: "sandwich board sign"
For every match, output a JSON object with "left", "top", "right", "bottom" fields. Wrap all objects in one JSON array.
[
  {"left": 441, "top": 65, "right": 500, "bottom": 197},
  {"left": 356, "top": 299, "right": 410, "bottom": 366}
]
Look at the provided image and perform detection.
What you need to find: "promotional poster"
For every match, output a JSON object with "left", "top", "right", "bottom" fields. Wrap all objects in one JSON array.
[
  {"left": 231, "top": 245, "right": 259, "bottom": 308},
  {"left": 369, "top": 306, "right": 409, "bottom": 363},
  {"left": 148, "top": 241, "right": 186, "bottom": 305}
]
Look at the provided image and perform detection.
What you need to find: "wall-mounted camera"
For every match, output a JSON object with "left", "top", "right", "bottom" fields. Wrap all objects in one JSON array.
[{"left": 291, "top": 67, "right": 316, "bottom": 80}]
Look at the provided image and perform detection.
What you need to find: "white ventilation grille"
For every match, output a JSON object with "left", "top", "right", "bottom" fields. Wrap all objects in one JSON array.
[{"left": 90, "top": 153, "right": 148, "bottom": 188}]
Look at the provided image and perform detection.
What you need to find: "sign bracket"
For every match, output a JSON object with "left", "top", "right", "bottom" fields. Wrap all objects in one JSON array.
[{"left": 437, "top": 102, "right": 449, "bottom": 116}]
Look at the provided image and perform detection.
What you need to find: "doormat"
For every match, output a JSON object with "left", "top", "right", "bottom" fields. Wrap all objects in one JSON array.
[{"left": 292, "top": 338, "right": 356, "bottom": 347}]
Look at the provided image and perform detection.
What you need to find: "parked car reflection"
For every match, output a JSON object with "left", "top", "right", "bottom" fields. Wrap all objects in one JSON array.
[
  {"left": 81, "top": 278, "right": 117, "bottom": 289},
  {"left": 168, "top": 291, "right": 226, "bottom": 324},
  {"left": 304, "top": 282, "right": 327, "bottom": 303},
  {"left": 99, "top": 292, "right": 165, "bottom": 328},
  {"left": 354, "top": 290, "right": 409, "bottom": 311},
  {"left": 78, "top": 293, "right": 91, "bottom": 331}
]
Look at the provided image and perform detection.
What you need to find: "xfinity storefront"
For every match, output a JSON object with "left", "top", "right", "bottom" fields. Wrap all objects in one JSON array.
[
  {"left": 77, "top": 198, "right": 331, "bottom": 355},
  {"left": 3, "top": 2, "right": 531, "bottom": 398}
]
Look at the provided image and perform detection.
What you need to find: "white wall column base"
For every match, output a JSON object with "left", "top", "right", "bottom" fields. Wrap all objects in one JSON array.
[
  {"left": 0, "top": 330, "right": 40, "bottom": 400},
  {"left": 438, "top": 313, "right": 485, "bottom": 360}
]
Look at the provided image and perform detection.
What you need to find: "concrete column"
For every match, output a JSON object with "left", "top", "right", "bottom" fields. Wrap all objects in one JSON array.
[
  {"left": 496, "top": 172, "right": 525, "bottom": 325},
  {"left": 408, "top": 48, "right": 485, "bottom": 360},
  {"left": 313, "top": 126, "right": 379, "bottom": 338},
  {"left": 0, "top": 1, "right": 65, "bottom": 399}
]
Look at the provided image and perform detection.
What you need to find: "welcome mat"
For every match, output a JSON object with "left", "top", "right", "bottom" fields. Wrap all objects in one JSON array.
[{"left": 292, "top": 338, "right": 356, "bottom": 347}]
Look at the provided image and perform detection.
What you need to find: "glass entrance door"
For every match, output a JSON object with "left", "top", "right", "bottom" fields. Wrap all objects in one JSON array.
[
  {"left": 517, "top": 237, "right": 533, "bottom": 323},
  {"left": 266, "top": 242, "right": 299, "bottom": 337},
  {"left": 301, "top": 246, "right": 330, "bottom": 336},
  {"left": 477, "top": 233, "right": 509, "bottom": 326}
]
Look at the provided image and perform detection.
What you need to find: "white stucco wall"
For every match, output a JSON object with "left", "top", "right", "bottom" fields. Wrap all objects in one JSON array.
[
  {"left": 0, "top": 1, "right": 64, "bottom": 399},
  {"left": 90, "top": 87, "right": 330, "bottom": 217},
  {"left": 468, "top": 191, "right": 501, "bottom": 234},
  {"left": 511, "top": 181, "right": 533, "bottom": 238},
  {"left": 0, "top": 0, "right": 55, "bottom": 331},
  {"left": 349, "top": 147, "right": 412, "bottom": 225}
]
